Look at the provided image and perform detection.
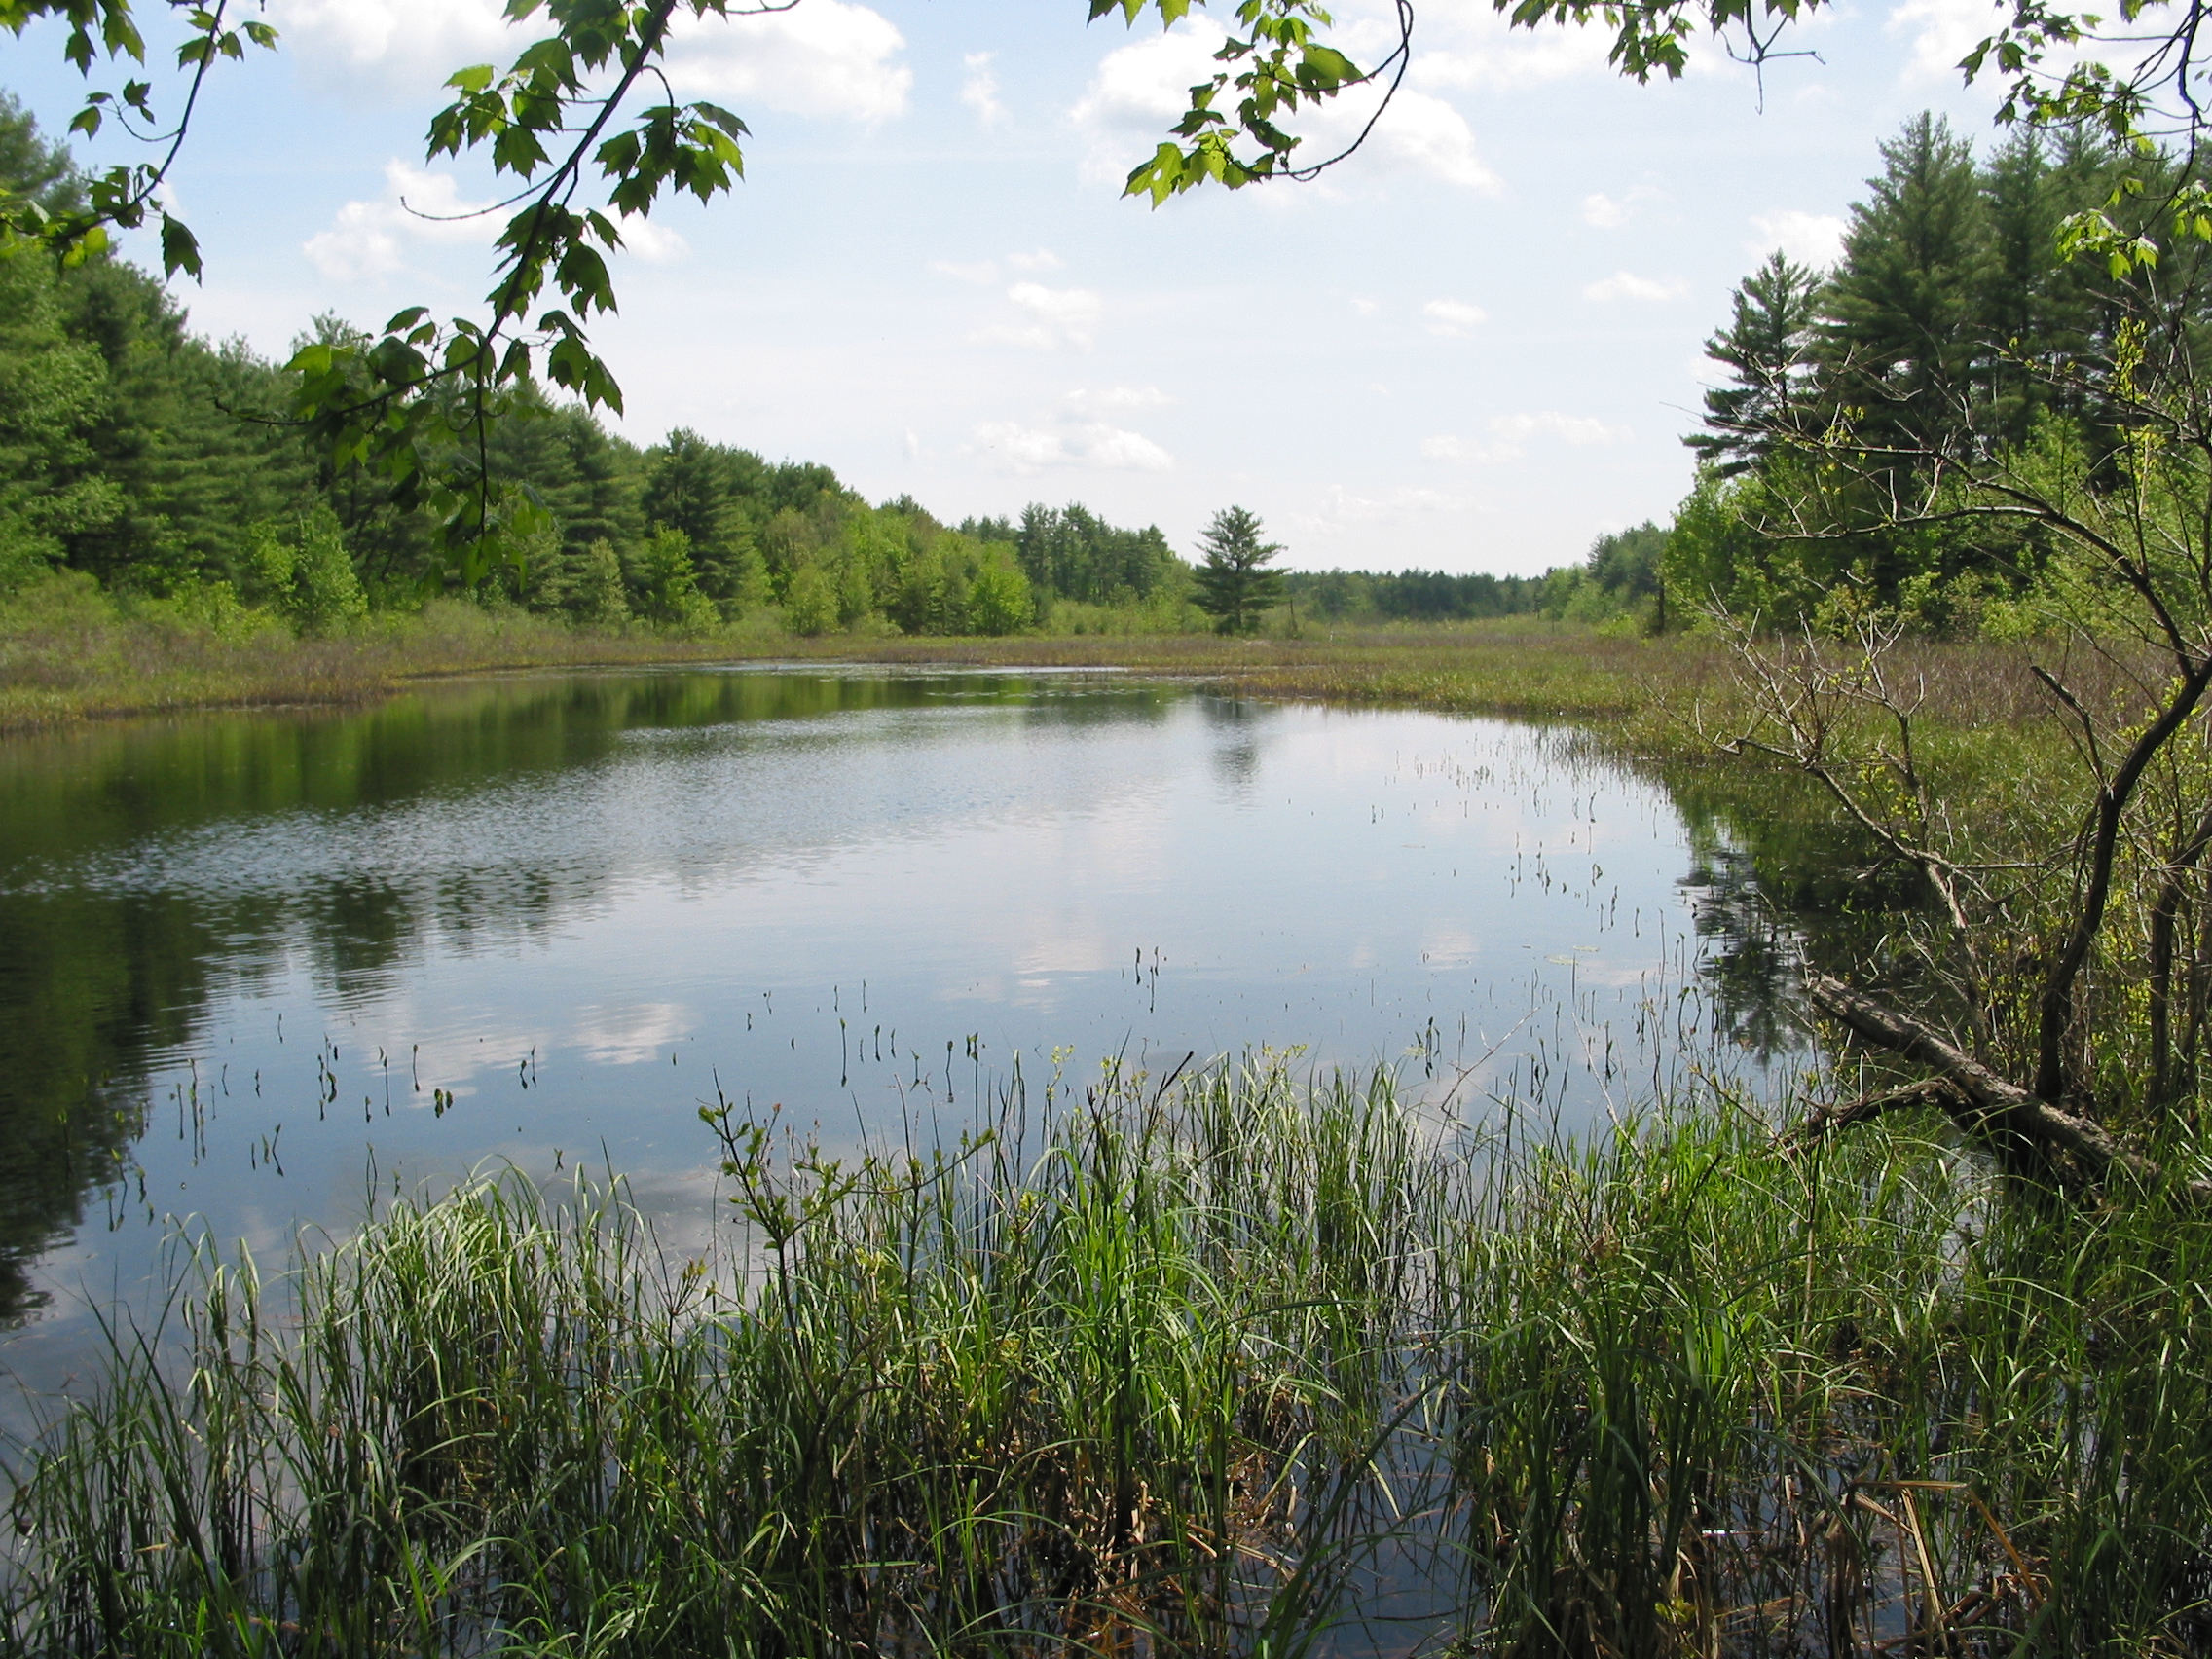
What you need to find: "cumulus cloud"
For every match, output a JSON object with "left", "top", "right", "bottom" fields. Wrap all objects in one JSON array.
[
  {"left": 1068, "top": 385, "right": 1171, "bottom": 410},
  {"left": 1423, "top": 412, "right": 1630, "bottom": 464},
  {"left": 1491, "top": 411, "right": 1628, "bottom": 445},
  {"left": 268, "top": 0, "right": 515, "bottom": 95},
  {"left": 973, "top": 283, "right": 1103, "bottom": 350},
  {"left": 303, "top": 160, "right": 497, "bottom": 281},
  {"left": 930, "top": 258, "right": 1000, "bottom": 283},
  {"left": 619, "top": 218, "right": 691, "bottom": 263},
  {"left": 1008, "top": 247, "right": 1064, "bottom": 273},
  {"left": 1411, "top": 6, "right": 1615, "bottom": 92},
  {"left": 273, "top": 0, "right": 911, "bottom": 121},
  {"left": 1285, "top": 483, "right": 1465, "bottom": 538},
  {"left": 1885, "top": 0, "right": 2009, "bottom": 84},
  {"left": 1583, "top": 271, "right": 1690, "bottom": 303},
  {"left": 960, "top": 51, "right": 1005, "bottom": 127},
  {"left": 1072, "top": 17, "right": 1495, "bottom": 192},
  {"left": 1747, "top": 208, "right": 1848, "bottom": 267},
  {"left": 1423, "top": 298, "right": 1488, "bottom": 336},
  {"left": 1582, "top": 186, "right": 1661, "bottom": 228},
  {"left": 1070, "top": 18, "right": 1220, "bottom": 177},
  {"left": 971, "top": 419, "right": 1173, "bottom": 473},
  {"left": 663, "top": 0, "right": 910, "bottom": 123}
]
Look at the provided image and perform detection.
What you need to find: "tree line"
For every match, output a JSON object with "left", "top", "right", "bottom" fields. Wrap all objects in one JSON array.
[
  {"left": 1660, "top": 112, "right": 2201, "bottom": 634},
  {"left": 0, "top": 84, "right": 1669, "bottom": 643},
  {"left": 0, "top": 96, "right": 1216, "bottom": 640}
]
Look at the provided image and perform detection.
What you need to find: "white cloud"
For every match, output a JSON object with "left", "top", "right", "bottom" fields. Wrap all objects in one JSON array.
[
  {"left": 930, "top": 258, "right": 1000, "bottom": 284},
  {"left": 973, "top": 282, "right": 1103, "bottom": 350},
  {"left": 1885, "top": 0, "right": 2009, "bottom": 83},
  {"left": 1492, "top": 411, "right": 1628, "bottom": 446},
  {"left": 1424, "top": 411, "right": 1631, "bottom": 464},
  {"left": 1008, "top": 247, "right": 1064, "bottom": 273},
  {"left": 269, "top": 0, "right": 515, "bottom": 95},
  {"left": 1072, "top": 18, "right": 1495, "bottom": 192},
  {"left": 1747, "top": 208, "right": 1848, "bottom": 267},
  {"left": 1070, "top": 18, "right": 1232, "bottom": 183},
  {"left": 1582, "top": 186, "right": 1661, "bottom": 228},
  {"left": 664, "top": 0, "right": 910, "bottom": 124},
  {"left": 1289, "top": 87, "right": 1500, "bottom": 192},
  {"left": 1351, "top": 296, "right": 1380, "bottom": 316},
  {"left": 1412, "top": 8, "right": 1615, "bottom": 92},
  {"left": 272, "top": 0, "right": 910, "bottom": 119},
  {"left": 971, "top": 419, "right": 1173, "bottom": 473},
  {"left": 619, "top": 218, "right": 690, "bottom": 263},
  {"left": 1583, "top": 271, "right": 1690, "bottom": 303},
  {"left": 1286, "top": 483, "right": 1465, "bottom": 537},
  {"left": 1068, "top": 385, "right": 1171, "bottom": 410},
  {"left": 302, "top": 160, "right": 497, "bottom": 281},
  {"left": 1423, "top": 298, "right": 1488, "bottom": 336},
  {"left": 961, "top": 51, "right": 1006, "bottom": 127}
]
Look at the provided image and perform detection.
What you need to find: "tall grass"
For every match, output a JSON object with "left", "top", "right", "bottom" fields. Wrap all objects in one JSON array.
[{"left": 6, "top": 1056, "right": 2208, "bottom": 1655}]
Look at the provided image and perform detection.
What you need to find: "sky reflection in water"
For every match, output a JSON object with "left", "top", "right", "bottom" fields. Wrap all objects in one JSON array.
[{"left": 0, "top": 666, "right": 1803, "bottom": 1375}]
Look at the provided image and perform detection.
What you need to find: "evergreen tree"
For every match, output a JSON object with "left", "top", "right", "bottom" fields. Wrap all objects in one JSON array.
[
  {"left": 1192, "top": 505, "right": 1285, "bottom": 634},
  {"left": 1687, "top": 252, "right": 1823, "bottom": 477},
  {"left": 1819, "top": 113, "right": 1992, "bottom": 458}
]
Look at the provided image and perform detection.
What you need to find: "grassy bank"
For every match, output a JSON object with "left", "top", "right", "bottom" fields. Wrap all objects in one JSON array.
[
  {"left": 0, "top": 577, "right": 792, "bottom": 731},
  {"left": 8, "top": 1057, "right": 2207, "bottom": 1655},
  {"left": 2, "top": 570, "right": 2096, "bottom": 763},
  {"left": 0, "top": 574, "right": 1693, "bottom": 733}
]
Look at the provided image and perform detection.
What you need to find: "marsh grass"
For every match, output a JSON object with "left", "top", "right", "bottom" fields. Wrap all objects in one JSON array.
[
  {"left": 5, "top": 1055, "right": 2207, "bottom": 1656},
  {"left": 0, "top": 579, "right": 766, "bottom": 730}
]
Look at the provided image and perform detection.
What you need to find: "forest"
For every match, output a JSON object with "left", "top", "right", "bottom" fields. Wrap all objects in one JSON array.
[
  {"left": 1659, "top": 113, "right": 2207, "bottom": 635},
  {"left": 0, "top": 84, "right": 1671, "bottom": 648},
  {"left": 0, "top": 93, "right": 1205, "bottom": 642}
]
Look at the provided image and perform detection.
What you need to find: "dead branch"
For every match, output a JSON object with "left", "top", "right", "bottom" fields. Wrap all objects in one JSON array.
[
  {"left": 1803, "top": 974, "right": 2212, "bottom": 1202},
  {"left": 1783, "top": 1078, "right": 1970, "bottom": 1148}
]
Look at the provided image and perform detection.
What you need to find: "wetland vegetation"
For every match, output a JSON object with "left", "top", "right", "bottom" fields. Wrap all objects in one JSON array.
[{"left": 6, "top": 62, "right": 2212, "bottom": 1659}]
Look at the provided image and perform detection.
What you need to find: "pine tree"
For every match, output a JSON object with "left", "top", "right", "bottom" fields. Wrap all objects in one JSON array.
[
  {"left": 1820, "top": 113, "right": 1992, "bottom": 457},
  {"left": 1191, "top": 505, "right": 1285, "bottom": 635},
  {"left": 1687, "top": 252, "right": 1823, "bottom": 477}
]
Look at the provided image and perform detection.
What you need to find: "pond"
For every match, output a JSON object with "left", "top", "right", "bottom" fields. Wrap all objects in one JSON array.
[{"left": 0, "top": 665, "right": 1805, "bottom": 1374}]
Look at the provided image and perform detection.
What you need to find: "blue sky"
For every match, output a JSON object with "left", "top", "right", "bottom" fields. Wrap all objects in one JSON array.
[{"left": 7, "top": 0, "right": 2030, "bottom": 574}]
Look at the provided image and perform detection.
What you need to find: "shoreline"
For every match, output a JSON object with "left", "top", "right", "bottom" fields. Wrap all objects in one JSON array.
[{"left": 1, "top": 604, "right": 1705, "bottom": 736}]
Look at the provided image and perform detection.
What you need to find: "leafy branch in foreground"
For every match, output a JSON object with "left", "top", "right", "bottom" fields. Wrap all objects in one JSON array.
[
  {"left": 1097, "top": 0, "right": 2212, "bottom": 296},
  {"left": 0, "top": 0, "right": 276, "bottom": 278},
  {"left": 285, "top": 2, "right": 761, "bottom": 587}
]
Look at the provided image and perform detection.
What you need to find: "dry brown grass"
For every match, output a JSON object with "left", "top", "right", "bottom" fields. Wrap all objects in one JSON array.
[{"left": 0, "top": 573, "right": 2096, "bottom": 744}]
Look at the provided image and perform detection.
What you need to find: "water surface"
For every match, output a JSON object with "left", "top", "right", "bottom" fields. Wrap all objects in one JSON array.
[{"left": 0, "top": 666, "right": 1801, "bottom": 1370}]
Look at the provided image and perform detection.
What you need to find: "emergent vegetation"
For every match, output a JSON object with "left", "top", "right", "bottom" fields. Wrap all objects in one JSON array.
[{"left": 10, "top": 1059, "right": 2208, "bottom": 1655}]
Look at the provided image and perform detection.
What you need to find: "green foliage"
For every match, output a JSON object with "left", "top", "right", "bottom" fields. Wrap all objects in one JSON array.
[
  {"left": 273, "top": 4, "right": 763, "bottom": 584},
  {"left": 782, "top": 563, "right": 836, "bottom": 636},
  {"left": 981, "top": 502, "right": 1184, "bottom": 612},
  {"left": 1284, "top": 566, "right": 1553, "bottom": 623},
  {"left": 1191, "top": 503, "right": 1285, "bottom": 634},
  {"left": 1686, "top": 251, "right": 1821, "bottom": 479},
  {"left": 12, "top": 1065, "right": 2210, "bottom": 1652},
  {"left": 622, "top": 525, "right": 716, "bottom": 631},
  {"left": 967, "top": 552, "right": 1034, "bottom": 635},
  {"left": 241, "top": 508, "right": 367, "bottom": 636},
  {"left": 1674, "top": 115, "right": 2209, "bottom": 632}
]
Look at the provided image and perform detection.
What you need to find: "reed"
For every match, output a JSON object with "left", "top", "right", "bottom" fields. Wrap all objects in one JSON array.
[{"left": 6, "top": 1055, "right": 2206, "bottom": 1655}]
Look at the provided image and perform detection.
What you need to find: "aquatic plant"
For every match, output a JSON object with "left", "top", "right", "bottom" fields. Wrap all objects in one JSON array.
[{"left": 4, "top": 1055, "right": 2207, "bottom": 1655}]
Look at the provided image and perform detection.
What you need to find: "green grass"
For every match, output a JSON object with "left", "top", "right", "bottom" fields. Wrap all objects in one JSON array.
[
  {"left": 9, "top": 1056, "right": 2207, "bottom": 1654},
  {"left": 0, "top": 567, "right": 1723, "bottom": 735}
]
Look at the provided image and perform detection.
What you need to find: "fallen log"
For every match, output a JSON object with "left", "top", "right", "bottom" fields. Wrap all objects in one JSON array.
[{"left": 1797, "top": 975, "right": 2212, "bottom": 1204}]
